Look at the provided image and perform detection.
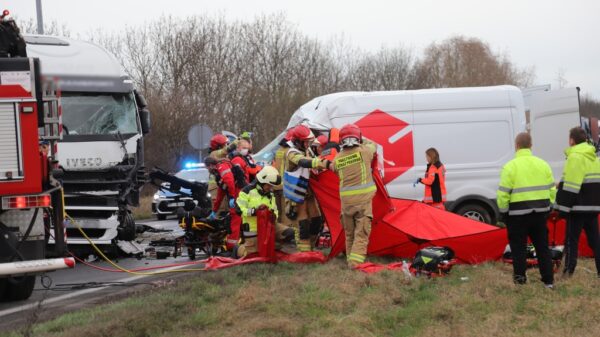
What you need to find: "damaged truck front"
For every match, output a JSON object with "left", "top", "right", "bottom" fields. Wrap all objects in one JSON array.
[{"left": 25, "top": 35, "right": 151, "bottom": 248}]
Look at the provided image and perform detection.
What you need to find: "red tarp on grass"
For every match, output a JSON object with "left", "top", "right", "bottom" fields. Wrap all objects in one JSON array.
[
  {"left": 312, "top": 169, "right": 508, "bottom": 263},
  {"left": 312, "top": 164, "right": 599, "bottom": 263}
]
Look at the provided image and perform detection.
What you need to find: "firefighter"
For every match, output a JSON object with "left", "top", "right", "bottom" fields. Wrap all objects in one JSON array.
[
  {"left": 415, "top": 148, "right": 447, "bottom": 210},
  {"left": 235, "top": 166, "right": 295, "bottom": 257},
  {"left": 204, "top": 156, "right": 242, "bottom": 249},
  {"left": 209, "top": 134, "right": 238, "bottom": 160},
  {"left": 320, "top": 128, "right": 341, "bottom": 161},
  {"left": 272, "top": 129, "right": 295, "bottom": 226},
  {"left": 284, "top": 125, "right": 328, "bottom": 252},
  {"left": 327, "top": 124, "right": 377, "bottom": 268},
  {"left": 554, "top": 126, "right": 600, "bottom": 277},
  {"left": 208, "top": 134, "right": 238, "bottom": 213},
  {"left": 497, "top": 132, "right": 555, "bottom": 288},
  {"left": 312, "top": 135, "right": 328, "bottom": 156}
]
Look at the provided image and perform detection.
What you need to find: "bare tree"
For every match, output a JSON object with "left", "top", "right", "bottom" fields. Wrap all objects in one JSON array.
[
  {"left": 412, "top": 36, "right": 534, "bottom": 89},
  {"left": 87, "top": 18, "right": 538, "bottom": 172}
]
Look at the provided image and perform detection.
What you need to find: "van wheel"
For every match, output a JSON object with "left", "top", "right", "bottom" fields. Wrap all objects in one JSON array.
[
  {"left": 455, "top": 203, "right": 492, "bottom": 224},
  {"left": 3, "top": 276, "right": 36, "bottom": 302}
]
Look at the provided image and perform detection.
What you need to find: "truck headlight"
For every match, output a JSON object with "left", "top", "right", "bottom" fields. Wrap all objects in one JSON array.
[{"left": 153, "top": 194, "right": 160, "bottom": 200}]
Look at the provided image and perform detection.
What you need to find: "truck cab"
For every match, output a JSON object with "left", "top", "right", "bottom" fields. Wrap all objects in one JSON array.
[{"left": 25, "top": 35, "right": 151, "bottom": 247}]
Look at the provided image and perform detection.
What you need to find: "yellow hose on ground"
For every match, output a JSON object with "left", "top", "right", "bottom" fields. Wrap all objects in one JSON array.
[{"left": 66, "top": 214, "right": 208, "bottom": 275}]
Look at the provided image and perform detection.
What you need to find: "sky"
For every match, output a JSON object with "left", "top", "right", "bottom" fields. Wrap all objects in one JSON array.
[{"left": 6, "top": 0, "right": 600, "bottom": 99}]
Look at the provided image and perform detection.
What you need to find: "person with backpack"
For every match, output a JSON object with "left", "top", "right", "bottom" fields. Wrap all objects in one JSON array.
[{"left": 204, "top": 156, "right": 242, "bottom": 250}]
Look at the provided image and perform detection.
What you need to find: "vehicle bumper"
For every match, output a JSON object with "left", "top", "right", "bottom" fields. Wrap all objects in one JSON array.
[{"left": 49, "top": 215, "right": 119, "bottom": 245}]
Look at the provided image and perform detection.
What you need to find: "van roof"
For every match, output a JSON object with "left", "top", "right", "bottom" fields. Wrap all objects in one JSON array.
[
  {"left": 24, "top": 35, "right": 133, "bottom": 93},
  {"left": 287, "top": 85, "right": 523, "bottom": 129}
]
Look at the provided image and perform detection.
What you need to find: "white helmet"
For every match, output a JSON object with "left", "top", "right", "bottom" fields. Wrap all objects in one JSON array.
[{"left": 256, "top": 166, "right": 281, "bottom": 186}]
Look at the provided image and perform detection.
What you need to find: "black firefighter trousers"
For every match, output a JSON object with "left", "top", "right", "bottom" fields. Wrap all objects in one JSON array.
[
  {"left": 506, "top": 212, "right": 554, "bottom": 285},
  {"left": 563, "top": 212, "right": 600, "bottom": 276}
]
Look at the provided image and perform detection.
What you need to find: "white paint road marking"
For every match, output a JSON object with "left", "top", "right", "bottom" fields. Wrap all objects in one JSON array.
[{"left": 0, "top": 264, "right": 191, "bottom": 318}]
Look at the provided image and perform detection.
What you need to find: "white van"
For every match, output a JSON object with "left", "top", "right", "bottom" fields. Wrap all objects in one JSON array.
[{"left": 254, "top": 85, "right": 581, "bottom": 224}]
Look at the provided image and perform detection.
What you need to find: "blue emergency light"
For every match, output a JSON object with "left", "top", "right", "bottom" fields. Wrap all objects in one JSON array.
[{"left": 184, "top": 162, "right": 203, "bottom": 169}]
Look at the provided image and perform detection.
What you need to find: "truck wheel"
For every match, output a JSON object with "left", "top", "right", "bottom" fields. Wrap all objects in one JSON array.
[
  {"left": 455, "top": 203, "right": 493, "bottom": 224},
  {"left": 156, "top": 214, "right": 167, "bottom": 221},
  {"left": 3, "top": 276, "right": 36, "bottom": 302},
  {"left": 118, "top": 213, "right": 136, "bottom": 241}
]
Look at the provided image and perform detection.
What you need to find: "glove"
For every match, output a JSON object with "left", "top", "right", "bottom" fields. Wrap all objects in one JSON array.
[
  {"left": 413, "top": 178, "right": 421, "bottom": 187},
  {"left": 208, "top": 211, "right": 217, "bottom": 220},
  {"left": 229, "top": 198, "right": 236, "bottom": 208}
]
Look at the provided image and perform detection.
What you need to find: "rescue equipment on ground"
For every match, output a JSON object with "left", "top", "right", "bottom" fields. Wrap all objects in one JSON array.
[
  {"left": 502, "top": 244, "right": 563, "bottom": 272},
  {"left": 411, "top": 246, "right": 457, "bottom": 277}
]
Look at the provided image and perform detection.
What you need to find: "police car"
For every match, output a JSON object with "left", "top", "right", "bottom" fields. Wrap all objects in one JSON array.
[{"left": 151, "top": 163, "right": 210, "bottom": 220}]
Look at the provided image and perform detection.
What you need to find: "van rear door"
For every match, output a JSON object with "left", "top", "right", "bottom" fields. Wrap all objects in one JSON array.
[{"left": 527, "top": 87, "right": 581, "bottom": 181}]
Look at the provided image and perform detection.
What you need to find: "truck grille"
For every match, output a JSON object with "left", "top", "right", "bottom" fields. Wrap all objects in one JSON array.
[{"left": 0, "top": 103, "right": 23, "bottom": 180}]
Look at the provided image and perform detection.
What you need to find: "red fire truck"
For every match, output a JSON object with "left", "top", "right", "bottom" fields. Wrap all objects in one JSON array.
[{"left": 0, "top": 11, "right": 74, "bottom": 301}]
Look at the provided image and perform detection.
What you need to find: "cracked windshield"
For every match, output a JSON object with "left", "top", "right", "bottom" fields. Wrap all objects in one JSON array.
[{"left": 61, "top": 93, "right": 138, "bottom": 135}]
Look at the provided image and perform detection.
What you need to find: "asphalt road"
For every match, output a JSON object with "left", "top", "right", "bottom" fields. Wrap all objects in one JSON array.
[{"left": 0, "top": 217, "right": 204, "bottom": 331}]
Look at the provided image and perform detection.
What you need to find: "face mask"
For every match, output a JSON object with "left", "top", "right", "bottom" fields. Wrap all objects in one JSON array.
[{"left": 240, "top": 149, "right": 249, "bottom": 156}]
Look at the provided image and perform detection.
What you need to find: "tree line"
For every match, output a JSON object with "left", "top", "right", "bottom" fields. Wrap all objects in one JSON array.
[{"left": 23, "top": 14, "right": 600, "bottom": 172}]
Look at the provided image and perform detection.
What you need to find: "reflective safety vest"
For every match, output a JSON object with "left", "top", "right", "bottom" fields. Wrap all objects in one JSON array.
[
  {"left": 283, "top": 149, "right": 311, "bottom": 203},
  {"left": 333, "top": 142, "right": 377, "bottom": 201},
  {"left": 421, "top": 162, "right": 447, "bottom": 204},
  {"left": 497, "top": 149, "right": 556, "bottom": 216},
  {"left": 235, "top": 182, "right": 278, "bottom": 235},
  {"left": 555, "top": 142, "right": 600, "bottom": 213}
]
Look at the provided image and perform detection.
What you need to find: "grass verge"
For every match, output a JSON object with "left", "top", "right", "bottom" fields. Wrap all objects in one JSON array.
[{"left": 4, "top": 258, "right": 600, "bottom": 337}]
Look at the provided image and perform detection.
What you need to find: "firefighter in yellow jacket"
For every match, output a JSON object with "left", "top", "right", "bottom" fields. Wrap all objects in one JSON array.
[
  {"left": 327, "top": 124, "right": 377, "bottom": 267},
  {"left": 235, "top": 166, "right": 295, "bottom": 257},
  {"left": 283, "top": 125, "right": 328, "bottom": 252}
]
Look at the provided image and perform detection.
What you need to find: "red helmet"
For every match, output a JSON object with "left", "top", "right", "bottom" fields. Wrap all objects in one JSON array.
[
  {"left": 339, "top": 124, "right": 362, "bottom": 142},
  {"left": 290, "top": 125, "right": 315, "bottom": 142},
  {"left": 210, "top": 134, "right": 228, "bottom": 150},
  {"left": 283, "top": 128, "right": 295, "bottom": 141},
  {"left": 314, "top": 135, "right": 328, "bottom": 146}
]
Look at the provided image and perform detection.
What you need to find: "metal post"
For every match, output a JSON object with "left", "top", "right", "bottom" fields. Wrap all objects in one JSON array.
[{"left": 35, "top": 0, "right": 44, "bottom": 34}]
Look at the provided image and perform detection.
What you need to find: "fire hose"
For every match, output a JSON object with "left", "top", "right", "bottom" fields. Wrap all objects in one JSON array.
[{"left": 65, "top": 214, "right": 212, "bottom": 275}]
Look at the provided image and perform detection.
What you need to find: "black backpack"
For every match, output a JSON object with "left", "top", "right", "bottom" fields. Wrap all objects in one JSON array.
[{"left": 412, "top": 246, "right": 455, "bottom": 273}]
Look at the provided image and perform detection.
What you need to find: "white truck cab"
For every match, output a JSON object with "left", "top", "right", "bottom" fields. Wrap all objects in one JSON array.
[{"left": 25, "top": 35, "right": 151, "bottom": 247}]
